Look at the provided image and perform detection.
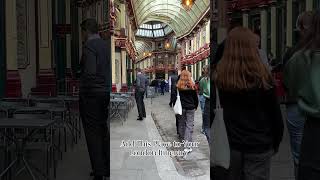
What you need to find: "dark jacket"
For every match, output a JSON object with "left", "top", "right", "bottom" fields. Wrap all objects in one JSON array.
[
  {"left": 213, "top": 87, "right": 284, "bottom": 153},
  {"left": 80, "top": 35, "right": 111, "bottom": 94},
  {"left": 135, "top": 73, "right": 148, "bottom": 92},
  {"left": 284, "top": 50, "right": 320, "bottom": 118},
  {"left": 179, "top": 89, "right": 199, "bottom": 110},
  {"left": 172, "top": 75, "right": 198, "bottom": 110},
  {"left": 170, "top": 75, "right": 178, "bottom": 90},
  {"left": 160, "top": 80, "right": 166, "bottom": 87}
]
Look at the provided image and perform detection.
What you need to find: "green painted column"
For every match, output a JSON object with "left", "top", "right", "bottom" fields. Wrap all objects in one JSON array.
[
  {"left": 70, "top": 1, "right": 79, "bottom": 76},
  {"left": 54, "top": 0, "right": 67, "bottom": 92},
  {"left": 0, "top": 0, "right": 6, "bottom": 98},
  {"left": 315, "top": 0, "right": 320, "bottom": 8}
]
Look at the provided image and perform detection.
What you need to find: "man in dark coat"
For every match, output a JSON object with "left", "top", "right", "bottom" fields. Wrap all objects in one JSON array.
[
  {"left": 79, "top": 19, "right": 110, "bottom": 180},
  {"left": 135, "top": 68, "right": 148, "bottom": 120}
]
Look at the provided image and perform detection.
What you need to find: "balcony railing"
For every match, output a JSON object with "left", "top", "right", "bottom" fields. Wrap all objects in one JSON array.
[
  {"left": 143, "top": 65, "right": 176, "bottom": 73},
  {"left": 181, "top": 43, "right": 210, "bottom": 65}
]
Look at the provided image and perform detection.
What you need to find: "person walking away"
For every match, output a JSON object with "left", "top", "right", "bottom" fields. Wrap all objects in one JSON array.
[
  {"left": 284, "top": 10, "right": 320, "bottom": 180},
  {"left": 169, "top": 72, "right": 179, "bottom": 107},
  {"left": 176, "top": 70, "right": 198, "bottom": 153},
  {"left": 160, "top": 79, "right": 166, "bottom": 95},
  {"left": 212, "top": 27, "right": 284, "bottom": 180},
  {"left": 282, "top": 11, "right": 313, "bottom": 179},
  {"left": 135, "top": 68, "right": 148, "bottom": 121},
  {"left": 79, "top": 19, "right": 110, "bottom": 180},
  {"left": 199, "top": 65, "right": 210, "bottom": 142},
  {"left": 199, "top": 66, "right": 208, "bottom": 134}
]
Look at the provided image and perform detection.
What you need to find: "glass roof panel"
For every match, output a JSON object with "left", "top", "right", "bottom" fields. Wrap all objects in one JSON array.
[
  {"left": 132, "top": 0, "right": 210, "bottom": 37},
  {"left": 135, "top": 21, "right": 173, "bottom": 38}
]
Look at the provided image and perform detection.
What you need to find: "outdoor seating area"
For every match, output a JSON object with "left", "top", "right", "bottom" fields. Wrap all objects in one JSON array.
[
  {"left": 0, "top": 94, "right": 80, "bottom": 180},
  {"left": 110, "top": 91, "right": 135, "bottom": 125}
]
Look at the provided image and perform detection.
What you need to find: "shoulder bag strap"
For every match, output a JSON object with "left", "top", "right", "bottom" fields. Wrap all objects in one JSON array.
[{"left": 215, "top": 86, "right": 221, "bottom": 108}]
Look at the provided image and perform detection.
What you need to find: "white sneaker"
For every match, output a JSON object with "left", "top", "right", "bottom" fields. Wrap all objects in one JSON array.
[{"left": 184, "top": 148, "right": 192, "bottom": 153}]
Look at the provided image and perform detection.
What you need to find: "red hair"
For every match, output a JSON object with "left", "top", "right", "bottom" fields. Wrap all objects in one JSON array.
[
  {"left": 177, "top": 70, "right": 195, "bottom": 90},
  {"left": 214, "top": 27, "right": 273, "bottom": 91}
]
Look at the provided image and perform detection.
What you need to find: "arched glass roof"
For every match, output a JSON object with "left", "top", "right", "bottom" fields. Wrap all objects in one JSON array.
[
  {"left": 136, "top": 21, "right": 173, "bottom": 38},
  {"left": 132, "top": 0, "right": 210, "bottom": 37}
]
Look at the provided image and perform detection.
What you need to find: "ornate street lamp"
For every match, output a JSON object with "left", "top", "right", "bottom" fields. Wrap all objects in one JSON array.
[{"left": 181, "top": 0, "right": 196, "bottom": 11}]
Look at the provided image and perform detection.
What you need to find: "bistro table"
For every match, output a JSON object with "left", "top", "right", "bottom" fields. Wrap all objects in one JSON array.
[
  {"left": 110, "top": 98, "right": 127, "bottom": 125},
  {"left": 0, "top": 118, "right": 56, "bottom": 180},
  {"left": 13, "top": 106, "right": 68, "bottom": 158}
]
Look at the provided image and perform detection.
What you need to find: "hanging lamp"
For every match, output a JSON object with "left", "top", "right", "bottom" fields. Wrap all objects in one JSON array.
[
  {"left": 165, "top": 0, "right": 171, "bottom": 49},
  {"left": 181, "top": 0, "right": 196, "bottom": 11}
]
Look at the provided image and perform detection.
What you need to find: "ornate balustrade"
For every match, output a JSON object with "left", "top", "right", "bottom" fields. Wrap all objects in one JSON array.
[{"left": 180, "top": 43, "right": 210, "bottom": 65}]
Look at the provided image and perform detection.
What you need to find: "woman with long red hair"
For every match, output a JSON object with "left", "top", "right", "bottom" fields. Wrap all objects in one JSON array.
[
  {"left": 212, "top": 27, "right": 284, "bottom": 180},
  {"left": 176, "top": 70, "right": 198, "bottom": 153}
]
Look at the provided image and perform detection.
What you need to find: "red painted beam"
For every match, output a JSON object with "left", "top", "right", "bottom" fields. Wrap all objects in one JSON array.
[{"left": 5, "top": 70, "right": 22, "bottom": 98}]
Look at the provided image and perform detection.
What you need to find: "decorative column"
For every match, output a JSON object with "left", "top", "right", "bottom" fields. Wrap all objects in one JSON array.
[
  {"left": 120, "top": 3, "right": 127, "bottom": 91},
  {"left": 286, "top": 0, "right": 293, "bottom": 47},
  {"left": 205, "top": 21, "right": 210, "bottom": 44},
  {"left": 66, "top": 0, "right": 71, "bottom": 72},
  {"left": 71, "top": 0, "right": 80, "bottom": 76},
  {"left": 198, "top": 61, "right": 202, "bottom": 78},
  {"left": 56, "top": 0, "right": 67, "bottom": 92},
  {"left": 29, "top": 0, "right": 55, "bottom": 96},
  {"left": 242, "top": 12, "right": 249, "bottom": 28},
  {"left": 5, "top": 0, "right": 22, "bottom": 97},
  {"left": 0, "top": 0, "right": 5, "bottom": 97},
  {"left": 271, "top": 6, "right": 277, "bottom": 57},
  {"left": 260, "top": 8, "right": 268, "bottom": 51}
]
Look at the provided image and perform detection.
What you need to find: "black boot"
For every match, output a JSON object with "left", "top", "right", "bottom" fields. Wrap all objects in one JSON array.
[{"left": 94, "top": 176, "right": 103, "bottom": 180}]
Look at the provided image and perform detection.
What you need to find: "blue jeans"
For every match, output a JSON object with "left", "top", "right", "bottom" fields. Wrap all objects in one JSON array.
[
  {"left": 203, "top": 98, "right": 210, "bottom": 143},
  {"left": 199, "top": 95, "right": 206, "bottom": 112},
  {"left": 286, "top": 104, "right": 305, "bottom": 178},
  {"left": 199, "top": 95, "right": 206, "bottom": 130}
]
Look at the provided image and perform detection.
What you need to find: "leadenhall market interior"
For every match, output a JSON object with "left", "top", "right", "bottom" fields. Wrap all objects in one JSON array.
[{"left": 0, "top": 0, "right": 319, "bottom": 179}]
